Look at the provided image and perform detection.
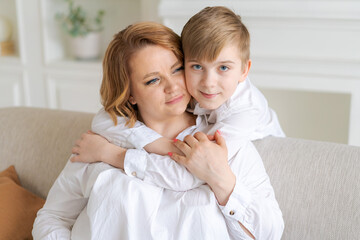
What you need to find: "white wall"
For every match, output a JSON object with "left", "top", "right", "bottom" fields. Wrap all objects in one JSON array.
[
  {"left": 0, "top": 0, "right": 157, "bottom": 114},
  {"left": 0, "top": 0, "right": 359, "bottom": 146}
]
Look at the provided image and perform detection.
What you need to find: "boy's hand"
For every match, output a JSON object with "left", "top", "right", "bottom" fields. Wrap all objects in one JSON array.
[
  {"left": 71, "top": 131, "right": 127, "bottom": 169},
  {"left": 144, "top": 137, "right": 184, "bottom": 156},
  {"left": 169, "top": 131, "right": 236, "bottom": 205},
  {"left": 71, "top": 131, "right": 108, "bottom": 163}
]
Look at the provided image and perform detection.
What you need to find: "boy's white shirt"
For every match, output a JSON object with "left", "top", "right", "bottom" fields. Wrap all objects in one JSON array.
[
  {"left": 92, "top": 77, "right": 285, "bottom": 191},
  {"left": 191, "top": 77, "right": 285, "bottom": 159}
]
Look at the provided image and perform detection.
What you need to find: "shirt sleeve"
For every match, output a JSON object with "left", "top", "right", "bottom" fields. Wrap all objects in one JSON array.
[
  {"left": 32, "top": 158, "right": 111, "bottom": 239},
  {"left": 92, "top": 108, "right": 162, "bottom": 149},
  {"left": 123, "top": 149, "right": 205, "bottom": 191},
  {"left": 218, "top": 142, "right": 284, "bottom": 239}
]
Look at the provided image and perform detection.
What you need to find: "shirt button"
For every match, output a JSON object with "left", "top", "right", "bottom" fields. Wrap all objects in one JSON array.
[
  {"left": 229, "top": 210, "right": 235, "bottom": 216},
  {"left": 131, "top": 171, "right": 137, "bottom": 177}
]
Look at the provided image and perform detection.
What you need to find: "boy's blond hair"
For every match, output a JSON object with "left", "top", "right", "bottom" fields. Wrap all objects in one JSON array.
[
  {"left": 181, "top": 6, "right": 250, "bottom": 70},
  {"left": 101, "top": 22, "right": 183, "bottom": 127}
]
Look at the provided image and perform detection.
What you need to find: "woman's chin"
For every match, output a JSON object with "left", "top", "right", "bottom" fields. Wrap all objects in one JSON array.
[{"left": 169, "top": 105, "right": 188, "bottom": 116}]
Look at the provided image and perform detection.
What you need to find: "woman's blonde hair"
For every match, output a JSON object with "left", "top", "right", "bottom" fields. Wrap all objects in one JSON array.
[
  {"left": 181, "top": 6, "right": 250, "bottom": 70},
  {"left": 101, "top": 22, "right": 183, "bottom": 127}
]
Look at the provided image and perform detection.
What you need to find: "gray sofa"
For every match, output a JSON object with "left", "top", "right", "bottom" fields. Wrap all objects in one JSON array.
[{"left": 0, "top": 107, "right": 359, "bottom": 239}]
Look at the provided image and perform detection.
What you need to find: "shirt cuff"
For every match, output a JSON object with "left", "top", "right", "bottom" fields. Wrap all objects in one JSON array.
[
  {"left": 123, "top": 149, "right": 147, "bottom": 180},
  {"left": 127, "top": 126, "right": 162, "bottom": 149},
  {"left": 218, "top": 179, "right": 253, "bottom": 222}
]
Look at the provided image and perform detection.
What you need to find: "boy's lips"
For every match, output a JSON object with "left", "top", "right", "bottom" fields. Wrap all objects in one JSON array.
[
  {"left": 200, "top": 91, "right": 218, "bottom": 99},
  {"left": 166, "top": 95, "right": 183, "bottom": 104}
]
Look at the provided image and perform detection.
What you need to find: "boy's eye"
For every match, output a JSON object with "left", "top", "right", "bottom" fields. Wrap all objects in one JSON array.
[
  {"left": 145, "top": 78, "right": 160, "bottom": 85},
  {"left": 220, "top": 65, "right": 229, "bottom": 71},
  {"left": 192, "top": 64, "right": 202, "bottom": 70}
]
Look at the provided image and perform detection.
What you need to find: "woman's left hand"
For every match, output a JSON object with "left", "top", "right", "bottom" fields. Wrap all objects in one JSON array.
[{"left": 170, "top": 130, "right": 236, "bottom": 205}]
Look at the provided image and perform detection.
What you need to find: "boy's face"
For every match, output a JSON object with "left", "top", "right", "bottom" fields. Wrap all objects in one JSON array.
[{"left": 185, "top": 43, "right": 250, "bottom": 110}]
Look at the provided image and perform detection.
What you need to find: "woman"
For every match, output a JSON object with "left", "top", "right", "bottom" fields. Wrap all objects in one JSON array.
[{"left": 33, "top": 22, "right": 283, "bottom": 239}]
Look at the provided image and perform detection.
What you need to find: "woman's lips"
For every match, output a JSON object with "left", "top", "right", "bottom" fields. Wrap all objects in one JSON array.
[
  {"left": 166, "top": 95, "right": 183, "bottom": 104},
  {"left": 201, "top": 91, "right": 218, "bottom": 99}
]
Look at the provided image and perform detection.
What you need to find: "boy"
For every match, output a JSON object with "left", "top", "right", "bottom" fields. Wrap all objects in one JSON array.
[{"left": 176, "top": 6, "right": 284, "bottom": 160}]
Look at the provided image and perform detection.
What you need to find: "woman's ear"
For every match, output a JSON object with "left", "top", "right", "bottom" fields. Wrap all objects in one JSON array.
[
  {"left": 129, "top": 96, "right": 136, "bottom": 105},
  {"left": 238, "top": 59, "right": 252, "bottom": 83}
]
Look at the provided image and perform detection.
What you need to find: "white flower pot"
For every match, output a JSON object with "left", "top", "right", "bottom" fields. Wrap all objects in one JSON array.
[{"left": 70, "top": 32, "right": 101, "bottom": 60}]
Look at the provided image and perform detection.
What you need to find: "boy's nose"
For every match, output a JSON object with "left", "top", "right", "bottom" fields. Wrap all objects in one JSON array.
[{"left": 201, "top": 70, "right": 217, "bottom": 88}]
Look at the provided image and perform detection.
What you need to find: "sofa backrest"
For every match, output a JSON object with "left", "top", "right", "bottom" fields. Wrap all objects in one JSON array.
[
  {"left": 0, "top": 107, "right": 94, "bottom": 199},
  {"left": 253, "top": 137, "right": 360, "bottom": 239}
]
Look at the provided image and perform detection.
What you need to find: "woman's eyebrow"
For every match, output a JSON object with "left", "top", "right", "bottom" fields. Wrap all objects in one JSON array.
[
  {"left": 171, "top": 61, "right": 182, "bottom": 68},
  {"left": 143, "top": 61, "right": 181, "bottom": 79},
  {"left": 143, "top": 72, "right": 159, "bottom": 80}
]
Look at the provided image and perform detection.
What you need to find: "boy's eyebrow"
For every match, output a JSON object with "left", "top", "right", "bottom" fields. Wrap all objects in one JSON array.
[
  {"left": 186, "top": 60, "right": 236, "bottom": 64},
  {"left": 143, "top": 61, "right": 181, "bottom": 79},
  {"left": 218, "top": 60, "right": 235, "bottom": 64}
]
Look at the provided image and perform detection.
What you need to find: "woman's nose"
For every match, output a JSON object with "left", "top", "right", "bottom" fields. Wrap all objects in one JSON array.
[{"left": 164, "top": 76, "right": 179, "bottom": 93}]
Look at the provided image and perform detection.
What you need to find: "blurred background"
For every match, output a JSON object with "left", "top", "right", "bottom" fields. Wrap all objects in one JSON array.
[{"left": 0, "top": 0, "right": 359, "bottom": 146}]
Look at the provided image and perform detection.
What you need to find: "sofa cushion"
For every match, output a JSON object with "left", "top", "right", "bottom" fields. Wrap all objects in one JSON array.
[{"left": 0, "top": 165, "right": 45, "bottom": 240}]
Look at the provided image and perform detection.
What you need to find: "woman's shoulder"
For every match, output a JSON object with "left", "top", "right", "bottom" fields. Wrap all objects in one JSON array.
[{"left": 92, "top": 108, "right": 139, "bottom": 130}]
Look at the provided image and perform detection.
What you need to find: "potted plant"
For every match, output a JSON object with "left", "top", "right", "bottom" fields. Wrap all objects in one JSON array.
[{"left": 56, "top": 0, "right": 105, "bottom": 60}]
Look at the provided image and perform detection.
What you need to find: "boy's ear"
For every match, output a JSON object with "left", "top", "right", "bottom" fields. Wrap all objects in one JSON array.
[
  {"left": 129, "top": 96, "right": 136, "bottom": 105},
  {"left": 238, "top": 59, "right": 252, "bottom": 83}
]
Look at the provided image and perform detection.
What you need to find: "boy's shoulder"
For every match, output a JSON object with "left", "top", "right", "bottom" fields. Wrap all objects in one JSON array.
[{"left": 230, "top": 77, "right": 268, "bottom": 107}]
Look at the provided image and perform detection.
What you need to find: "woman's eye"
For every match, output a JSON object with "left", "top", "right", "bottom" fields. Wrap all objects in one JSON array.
[
  {"left": 192, "top": 64, "right": 202, "bottom": 70},
  {"left": 220, "top": 65, "right": 229, "bottom": 71},
  {"left": 173, "top": 66, "right": 184, "bottom": 73},
  {"left": 145, "top": 78, "right": 160, "bottom": 85}
]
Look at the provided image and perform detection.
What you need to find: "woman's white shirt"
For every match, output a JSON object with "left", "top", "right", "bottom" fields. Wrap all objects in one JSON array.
[
  {"left": 32, "top": 160, "right": 113, "bottom": 239},
  {"left": 33, "top": 127, "right": 284, "bottom": 239}
]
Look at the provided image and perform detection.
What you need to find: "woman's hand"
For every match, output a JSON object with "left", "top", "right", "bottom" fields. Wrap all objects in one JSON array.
[
  {"left": 169, "top": 131, "right": 236, "bottom": 205},
  {"left": 71, "top": 131, "right": 126, "bottom": 169}
]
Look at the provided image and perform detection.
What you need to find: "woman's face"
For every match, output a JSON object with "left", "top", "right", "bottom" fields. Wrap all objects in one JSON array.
[{"left": 129, "top": 45, "right": 190, "bottom": 124}]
